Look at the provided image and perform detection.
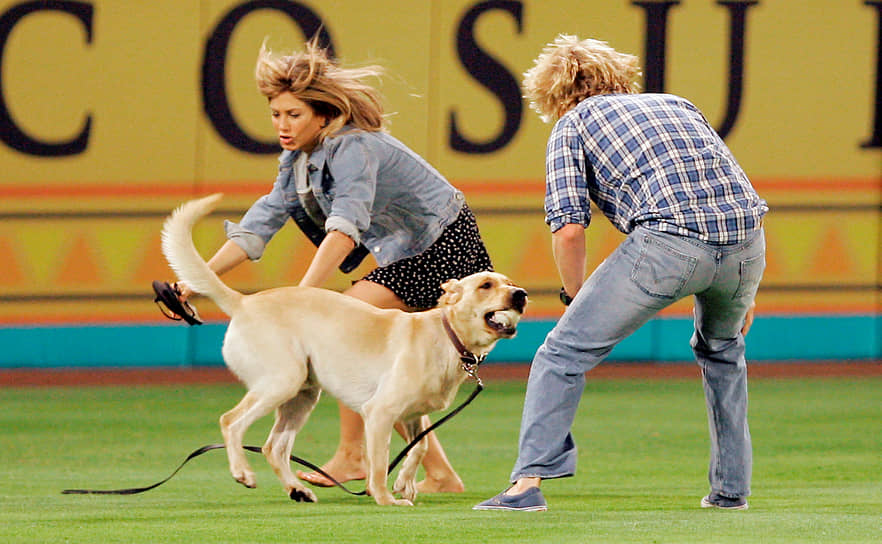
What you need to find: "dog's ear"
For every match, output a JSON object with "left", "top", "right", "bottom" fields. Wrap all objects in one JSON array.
[{"left": 438, "top": 278, "right": 463, "bottom": 306}]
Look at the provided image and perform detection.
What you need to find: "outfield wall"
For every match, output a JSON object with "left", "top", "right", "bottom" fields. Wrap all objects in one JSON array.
[{"left": 0, "top": 0, "right": 880, "bottom": 367}]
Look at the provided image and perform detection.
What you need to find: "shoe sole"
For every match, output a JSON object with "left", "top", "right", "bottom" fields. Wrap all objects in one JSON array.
[
  {"left": 472, "top": 504, "right": 548, "bottom": 512},
  {"left": 700, "top": 497, "right": 749, "bottom": 510}
]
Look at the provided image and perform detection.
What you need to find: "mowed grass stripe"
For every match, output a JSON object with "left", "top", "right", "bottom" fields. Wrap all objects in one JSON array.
[{"left": 0, "top": 377, "right": 879, "bottom": 543}]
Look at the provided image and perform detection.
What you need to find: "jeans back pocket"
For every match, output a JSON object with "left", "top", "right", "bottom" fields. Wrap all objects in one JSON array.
[
  {"left": 631, "top": 234, "right": 698, "bottom": 300},
  {"left": 733, "top": 253, "right": 765, "bottom": 299}
]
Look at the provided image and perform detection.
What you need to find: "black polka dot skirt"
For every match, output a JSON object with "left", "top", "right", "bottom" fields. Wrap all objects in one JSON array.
[{"left": 363, "top": 204, "right": 494, "bottom": 310}]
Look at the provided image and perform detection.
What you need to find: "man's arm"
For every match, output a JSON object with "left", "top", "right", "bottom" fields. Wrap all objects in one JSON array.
[{"left": 552, "top": 223, "right": 587, "bottom": 299}]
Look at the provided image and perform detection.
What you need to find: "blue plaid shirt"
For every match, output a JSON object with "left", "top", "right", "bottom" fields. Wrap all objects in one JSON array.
[{"left": 545, "top": 93, "right": 768, "bottom": 244}]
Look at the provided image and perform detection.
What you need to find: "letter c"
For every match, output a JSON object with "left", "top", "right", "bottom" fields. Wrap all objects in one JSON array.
[{"left": 0, "top": 0, "right": 93, "bottom": 157}]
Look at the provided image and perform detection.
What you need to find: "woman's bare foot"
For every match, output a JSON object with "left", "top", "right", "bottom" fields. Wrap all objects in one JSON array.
[
  {"left": 297, "top": 466, "right": 466, "bottom": 493},
  {"left": 296, "top": 466, "right": 366, "bottom": 487},
  {"left": 296, "top": 452, "right": 366, "bottom": 487},
  {"left": 416, "top": 472, "right": 465, "bottom": 494}
]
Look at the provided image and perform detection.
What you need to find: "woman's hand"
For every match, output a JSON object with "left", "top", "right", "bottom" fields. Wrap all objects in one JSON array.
[{"left": 175, "top": 281, "right": 193, "bottom": 301}]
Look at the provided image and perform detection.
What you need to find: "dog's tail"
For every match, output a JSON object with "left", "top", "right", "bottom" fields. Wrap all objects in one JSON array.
[{"left": 160, "top": 193, "right": 243, "bottom": 317}]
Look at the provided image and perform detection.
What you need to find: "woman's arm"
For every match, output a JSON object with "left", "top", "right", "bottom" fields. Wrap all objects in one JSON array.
[
  {"left": 207, "top": 240, "right": 250, "bottom": 276},
  {"left": 299, "top": 230, "right": 356, "bottom": 288},
  {"left": 177, "top": 240, "right": 248, "bottom": 299}
]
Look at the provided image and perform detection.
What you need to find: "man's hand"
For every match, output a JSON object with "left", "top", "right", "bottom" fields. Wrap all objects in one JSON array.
[{"left": 741, "top": 301, "right": 756, "bottom": 336}]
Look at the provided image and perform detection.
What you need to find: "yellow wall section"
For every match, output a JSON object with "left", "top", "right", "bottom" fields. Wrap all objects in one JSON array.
[{"left": 0, "top": 0, "right": 879, "bottom": 324}]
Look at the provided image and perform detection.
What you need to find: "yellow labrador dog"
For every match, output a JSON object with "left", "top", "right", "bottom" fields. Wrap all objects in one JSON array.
[{"left": 161, "top": 194, "right": 527, "bottom": 506}]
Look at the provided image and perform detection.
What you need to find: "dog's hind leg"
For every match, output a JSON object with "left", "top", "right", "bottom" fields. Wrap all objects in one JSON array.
[
  {"left": 392, "top": 415, "right": 429, "bottom": 503},
  {"left": 220, "top": 388, "right": 296, "bottom": 489},
  {"left": 263, "top": 385, "right": 321, "bottom": 503}
]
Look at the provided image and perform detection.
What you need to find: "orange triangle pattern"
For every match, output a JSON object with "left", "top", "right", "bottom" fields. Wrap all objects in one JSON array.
[
  {"left": 134, "top": 233, "right": 174, "bottom": 283},
  {"left": 0, "top": 236, "right": 25, "bottom": 285},
  {"left": 808, "top": 226, "right": 854, "bottom": 278},
  {"left": 513, "top": 228, "right": 558, "bottom": 280},
  {"left": 56, "top": 235, "right": 104, "bottom": 287},
  {"left": 0, "top": 208, "right": 878, "bottom": 317}
]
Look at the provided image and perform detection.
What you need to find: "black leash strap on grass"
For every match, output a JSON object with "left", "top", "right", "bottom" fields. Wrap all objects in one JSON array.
[
  {"left": 62, "top": 443, "right": 227, "bottom": 495},
  {"left": 61, "top": 382, "right": 483, "bottom": 497}
]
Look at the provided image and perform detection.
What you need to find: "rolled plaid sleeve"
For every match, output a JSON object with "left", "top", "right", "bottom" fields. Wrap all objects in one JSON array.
[{"left": 544, "top": 119, "right": 591, "bottom": 233}]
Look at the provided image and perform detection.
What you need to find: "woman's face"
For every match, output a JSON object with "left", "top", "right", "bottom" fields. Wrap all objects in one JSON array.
[{"left": 269, "top": 92, "right": 327, "bottom": 152}]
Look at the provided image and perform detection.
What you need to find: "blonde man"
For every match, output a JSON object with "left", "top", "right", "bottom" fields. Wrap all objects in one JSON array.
[
  {"left": 474, "top": 35, "right": 767, "bottom": 512},
  {"left": 179, "top": 39, "right": 494, "bottom": 493}
]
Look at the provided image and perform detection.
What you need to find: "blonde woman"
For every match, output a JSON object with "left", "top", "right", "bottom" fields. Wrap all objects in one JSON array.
[
  {"left": 179, "top": 39, "right": 493, "bottom": 493},
  {"left": 474, "top": 35, "right": 767, "bottom": 512}
]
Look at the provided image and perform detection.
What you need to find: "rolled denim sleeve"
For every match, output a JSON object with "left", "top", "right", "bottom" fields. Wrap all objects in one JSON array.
[
  {"left": 223, "top": 220, "right": 266, "bottom": 260},
  {"left": 324, "top": 215, "right": 361, "bottom": 246},
  {"left": 226, "top": 183, "right": 291, "bottom": 260},
  {"left": 324, "top": 134, "right": 376, "bottom": 242}
]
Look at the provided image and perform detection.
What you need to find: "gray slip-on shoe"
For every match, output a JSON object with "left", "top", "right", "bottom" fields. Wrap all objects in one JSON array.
[
  {"left": 701, "top": 492, "right": 749, "bottom": 510},
  {"left": 473, "top": 487, "right": 548, "bottom": 512}
]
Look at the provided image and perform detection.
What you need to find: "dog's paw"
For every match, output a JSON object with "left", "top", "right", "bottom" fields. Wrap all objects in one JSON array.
[
  {"left": 372, "top": 492, "right": 415, "bottom": 506},
  {"left": 232, "top": 470, "right": 257, "bottom": 488},
  {"left": 289, "top": 487, "right": 317, "bottom": 503},
  {"left": 393, "top": 477, "right": 417, "bottom": 502}
]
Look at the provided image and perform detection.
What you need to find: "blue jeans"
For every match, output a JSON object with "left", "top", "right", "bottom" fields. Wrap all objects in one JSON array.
[{"left": 511, "top": 226, "right": 766, "bottom": 498}]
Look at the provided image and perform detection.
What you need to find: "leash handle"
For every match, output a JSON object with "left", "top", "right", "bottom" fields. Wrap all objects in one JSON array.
[{"left": 61, "top": 383, "right": 483, "bottom": 497}]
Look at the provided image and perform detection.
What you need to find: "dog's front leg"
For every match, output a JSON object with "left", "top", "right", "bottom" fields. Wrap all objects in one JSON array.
[
  {"left": 362, "top": 407, "right": 413, "bottom": 506},
  {"left": 392, "top": 415, "right": 428, "bottom": 503}
]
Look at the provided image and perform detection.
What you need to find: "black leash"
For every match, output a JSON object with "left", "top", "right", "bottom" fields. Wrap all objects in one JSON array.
[
  {"left": 61, "top": 381, "right": 483, "bottom": 497},
  {"left": 64, "top": 312, "right": 486, "bottom": 498}
]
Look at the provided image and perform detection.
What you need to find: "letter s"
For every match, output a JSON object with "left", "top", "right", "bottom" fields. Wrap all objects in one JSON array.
[{"left": 449, "top": 0, "right": 523, "bottom": 154}]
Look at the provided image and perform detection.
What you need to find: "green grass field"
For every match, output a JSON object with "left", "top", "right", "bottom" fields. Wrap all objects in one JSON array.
[{"left": 1, "top": 375, "right": 879, "bottom": 543}]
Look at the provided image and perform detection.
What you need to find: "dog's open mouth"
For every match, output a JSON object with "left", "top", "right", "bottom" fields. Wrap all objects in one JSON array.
[{"left": 484, "top": 309, "right": 519, "bottom": 337}]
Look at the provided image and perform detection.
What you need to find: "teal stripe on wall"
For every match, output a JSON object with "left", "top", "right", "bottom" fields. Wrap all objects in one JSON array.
[
  {"left": 0, "top": 315, "right": 877, "bottom": 369},
  {"left": 491, "top": 315, "right": 880, "bottom": 363}
]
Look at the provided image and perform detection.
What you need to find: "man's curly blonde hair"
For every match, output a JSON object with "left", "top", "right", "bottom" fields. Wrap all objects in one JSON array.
[
  {"left": 255, "top": 37, "right": 386, "bottom": 140},
  {"left": 523, "top": 35, "right": 642, "bottom": 123}
]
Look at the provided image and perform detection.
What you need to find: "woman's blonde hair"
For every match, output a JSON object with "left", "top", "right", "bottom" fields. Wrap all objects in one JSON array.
[
  {"left": 255, "top": 37, "right": 386, "bottom": 140},
  {"left": 522, "top": 35, "right": 642, "bottom": 123}
]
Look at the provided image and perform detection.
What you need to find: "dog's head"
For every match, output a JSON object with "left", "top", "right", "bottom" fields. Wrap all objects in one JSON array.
[{"left": 438, "top": 271, "right": 528, "bottom": 345}]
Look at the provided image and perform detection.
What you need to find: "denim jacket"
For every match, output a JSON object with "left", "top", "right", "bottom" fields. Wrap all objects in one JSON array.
[{"left": 225, "top": 127, "right": 465, "bottom": 267}]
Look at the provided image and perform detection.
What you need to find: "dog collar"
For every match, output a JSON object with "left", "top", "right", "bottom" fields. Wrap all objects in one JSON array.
[{"left": 441, "top": 311, "right": 485, "bottom": 380}]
